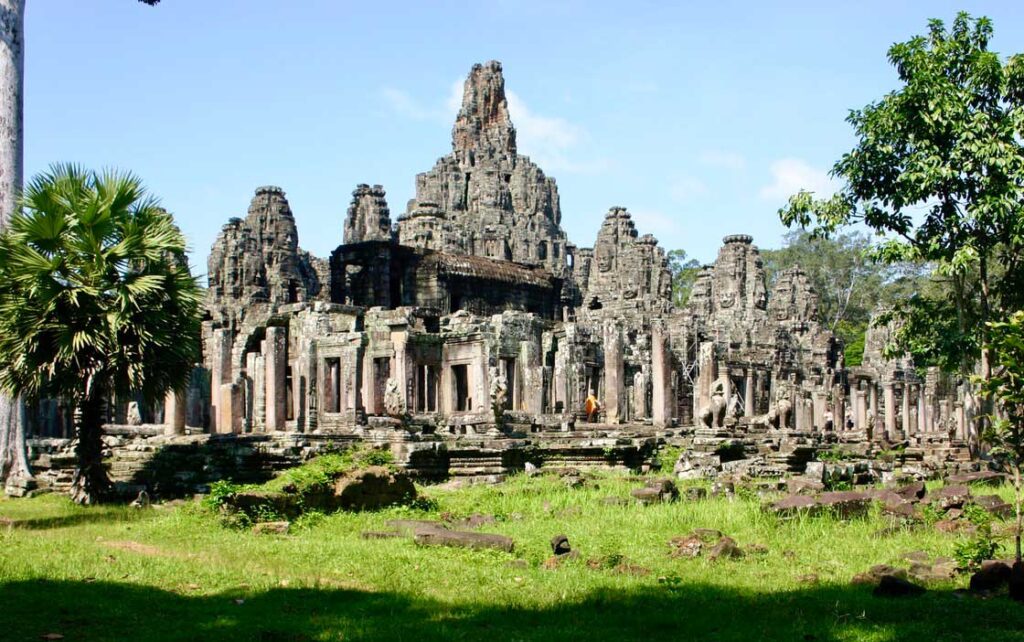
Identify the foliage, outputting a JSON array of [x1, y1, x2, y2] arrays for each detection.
[[655, 445, 682, 472], [977, 310, 1024, 561], [0, 165, 202, 503], [0, 165, 201, 406], [761, 230, 935, 359], [953, 524, 1000, 572], [666, 249, 701, 307], [777, 13, 1024, 388]]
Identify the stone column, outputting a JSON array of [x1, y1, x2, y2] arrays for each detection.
[[794, 392, 805, 432], [603, 322, 623, 424], [743, 367, 755, 418], [811, 391, 826, 432], [855, 386, 867, 431], [163, 390, 185, 435], [869, 382, 878, 432], [721, 366, 732, 418], [521, 340, 544, 415], [651, 322, 671, 428], [901, 383, 911, 439], [208, 328, 232, 433], [694, 342, 715, 422], [218, 382, 242, 434], [883, 382, 895, 437], [265, 326, 287, 431], [917, 386, 927, 435]]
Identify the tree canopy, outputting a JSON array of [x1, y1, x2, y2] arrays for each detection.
[[0, 165, 201, 503], [778, 12, 1024, 388]]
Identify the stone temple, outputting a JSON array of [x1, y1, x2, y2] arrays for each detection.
[[25, 61, 975, 490]]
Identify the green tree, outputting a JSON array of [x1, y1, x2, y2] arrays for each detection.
[[667, 249, 701, 307], [977, 311, 1024, 563], [0, 0, 162, 494], [778, 13, 1024, 443], [0, 165, 201, 504], [761, 230, 934, 366]]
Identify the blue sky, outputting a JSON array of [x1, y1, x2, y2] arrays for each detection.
[[23, 0, 1024, 274]]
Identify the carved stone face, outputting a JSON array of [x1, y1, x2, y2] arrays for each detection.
[[596, 249, 613, 273]]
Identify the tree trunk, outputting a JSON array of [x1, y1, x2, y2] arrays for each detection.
[[69, 395, 111, 505], [0, 0, 30, 494], [1015, 460, 1022, 564]]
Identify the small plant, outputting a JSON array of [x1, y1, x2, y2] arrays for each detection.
[[202, 480, 242, 511], [292, 510, 327, 531], [953, 524, 1001, 572], [919, 503, 944, 526], [817, 447, 850, 463], [963, 502, 994, 528], [655, 445, 682, 471]]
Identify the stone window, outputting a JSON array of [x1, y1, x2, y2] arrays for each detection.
[[415, 365, 438, 412], [452, 364, 471, 412], [538, 242, 547, 260], [324, 357, 341, 413], [373, 358, 390, 415], [501, 357, 516, 410]]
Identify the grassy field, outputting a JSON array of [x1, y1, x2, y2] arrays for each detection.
[[2, 472, 1023, 642]]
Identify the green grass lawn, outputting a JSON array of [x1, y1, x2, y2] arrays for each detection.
[[1, 472, 1023, 642]]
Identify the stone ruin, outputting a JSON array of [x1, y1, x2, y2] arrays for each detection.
[[23, 60, 978, 492]]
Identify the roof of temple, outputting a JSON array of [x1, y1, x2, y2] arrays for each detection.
[[424, 252, 556, 289]]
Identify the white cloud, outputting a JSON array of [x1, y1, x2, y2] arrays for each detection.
[[758, 158, 837, 201], [668, 175, 708, 203], [699, 150, 746, 171], [385, 78, 609, 175]]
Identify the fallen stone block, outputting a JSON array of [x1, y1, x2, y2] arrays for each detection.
[[970, 561, 1012, 593], [767, 494, 818, 516], [414, 529, 514, 553], [873, 575, 926, 597]]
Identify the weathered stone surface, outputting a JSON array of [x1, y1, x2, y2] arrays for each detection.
[[768, 494, 818, 516], [974, 494, 1013, 518], [707, 536, 744, 560], [327, 466, 416, 511], [930, 485, 971, 511], [344, 184, 392, 244], [669, 535, 703, 559], [873, 575, 926, 597], [970, 561, 1012, 593], [414, 529, 514, 553], [550, 534, 572, 556], [817, 491, 871, 518], [947, 471, 1002, 487]]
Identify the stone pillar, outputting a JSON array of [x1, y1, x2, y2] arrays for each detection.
[[743, 367, 755, 418], [218, 382, 242, 434], [956, 401, 966, 440], [917, 386, 927, 435], [833, 389, 846, 433], [869, 382, 878, 433], [721, 366, 732, 417], [694, 342, 715, 422], [163, 390, 186, 435], [603, 322, 623, 424], [651, 322, 671, 428], [208, 328, 233, 433], [855, 386, 867, 431], [265, 326, 287, 431], [883, 382, 895, 437], [811, 391, 826, 432], [521, 340, 544, 415], [901, 383, 911, 439], [794, 392, 805, 432]]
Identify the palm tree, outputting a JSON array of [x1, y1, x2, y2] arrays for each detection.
[[0, 165, 202, 504]]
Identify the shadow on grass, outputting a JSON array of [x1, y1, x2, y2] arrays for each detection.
[[2, 577, 1023, 642], [3, 507, 152, 531]]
